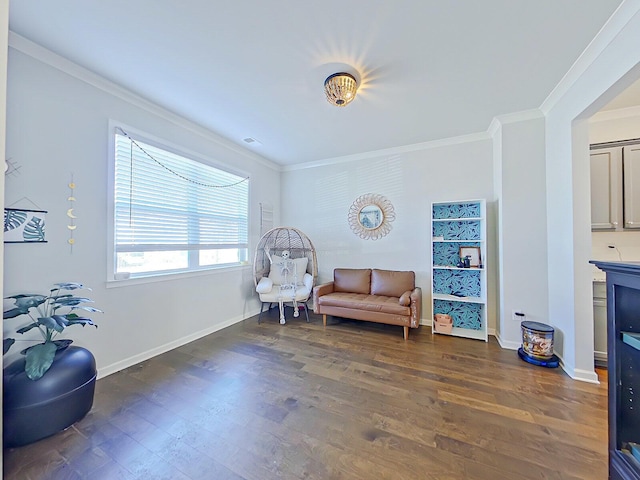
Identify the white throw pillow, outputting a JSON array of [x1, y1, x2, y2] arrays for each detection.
[[268, 256, 308, 285], [256, 276, 274, 294]]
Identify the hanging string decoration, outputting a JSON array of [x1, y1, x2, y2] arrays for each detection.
[[67, 175, 77, 252], [116, 127, 250, 189]]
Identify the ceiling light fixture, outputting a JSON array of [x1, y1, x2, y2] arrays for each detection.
[[324, 72, 358, 107]]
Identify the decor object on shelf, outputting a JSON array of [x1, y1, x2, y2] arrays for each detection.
[[433, 313, 453, 334], [348, 193, 396, 240], [3, 282, 102, 380], [4, 208, 47, 243], [459, 246, 481, 267], [313, 268, 421, 340], [324, 72, 358, 107], [431, 199, 487, 341], [254, 227, 317, 324]]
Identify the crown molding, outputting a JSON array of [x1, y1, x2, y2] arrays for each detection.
[[494, 108, 544, 125], [283, 131, 491, 171], [8, 31, 281, 172], [487, 109, 544, 138], [540, 2, 640, 115], [487, 118, 502, 138], [589, 104, 640, 122]]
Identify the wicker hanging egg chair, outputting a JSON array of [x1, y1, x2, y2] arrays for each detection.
[[254, 227, 318, 323]]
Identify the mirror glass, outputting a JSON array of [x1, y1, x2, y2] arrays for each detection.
[[358, 205, 383, 229]]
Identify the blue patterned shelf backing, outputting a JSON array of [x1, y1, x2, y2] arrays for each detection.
[[433, 269, 481, 297], [432, 220, 481, 240], [432, 202, 481, 220], [433, 241, 481, 266], [434, 300, 483, 330]]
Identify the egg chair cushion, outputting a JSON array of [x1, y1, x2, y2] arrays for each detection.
[[258, 285, 312, 303], [257, 273, 313, 300]]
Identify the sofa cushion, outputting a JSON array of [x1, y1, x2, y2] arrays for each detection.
[[370, 269, 415, 298], [334, 268, 371, 294], [317, 292, 410, 316]]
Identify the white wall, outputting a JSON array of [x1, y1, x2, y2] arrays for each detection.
[[4, 45, 280, 377], [542, 3, 640, 382], [589, 105, 640, 143], [492, 112, 549, 350], [280, 137, 497, 332]]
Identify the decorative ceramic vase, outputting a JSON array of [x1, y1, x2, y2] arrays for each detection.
[[3, 345, 97, 447]]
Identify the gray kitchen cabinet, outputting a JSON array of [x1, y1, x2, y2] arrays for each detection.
[[590, 147, 623, 230], [590, 144, 640, 231], [623, 144, 640, 229]]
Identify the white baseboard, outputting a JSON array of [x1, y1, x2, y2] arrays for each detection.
[[494, 330, 520, 350], [554, 352, 600, 384], [97, 309, 260, 379], [594, 351, 608, 366]]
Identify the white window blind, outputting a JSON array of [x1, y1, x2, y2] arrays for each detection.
[[113, 131, 249, 276]]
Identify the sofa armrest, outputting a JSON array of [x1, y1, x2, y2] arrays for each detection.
[[313, 281, 335, 313], [399, 291, 411, 306], [409, 287, 422, 328]]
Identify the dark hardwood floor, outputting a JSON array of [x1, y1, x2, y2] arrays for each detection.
[[4, 311, 608, 479]]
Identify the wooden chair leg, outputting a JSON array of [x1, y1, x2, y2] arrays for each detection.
[[323, 314, 327, 327], [403, 326, 409, 340]]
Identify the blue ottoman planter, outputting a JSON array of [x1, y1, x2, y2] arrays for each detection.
[[3, 346, 97, 448]]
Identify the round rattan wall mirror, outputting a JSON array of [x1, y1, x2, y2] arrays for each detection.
[[348, 193, 395, 240]]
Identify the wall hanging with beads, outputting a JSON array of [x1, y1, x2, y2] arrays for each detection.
[[67, 175, 77, 252]]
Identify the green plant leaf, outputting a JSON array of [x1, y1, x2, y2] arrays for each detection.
[[16, 323, 40, 334], [25, 342, 57, 380], [70, 306, 103, 313], [3, 295, 47, 318], [53, 282, 88, 291], [19, 339, 73, 355], [37, 315, 69, 332], [3, 307, 28, 319], [3, 338, 15, 354], [53, 339, 73, 350], [66, 317, 97, 327], [53, 297, 93, 307]]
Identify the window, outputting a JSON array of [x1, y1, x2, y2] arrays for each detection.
[[113, 130, 249, 278]]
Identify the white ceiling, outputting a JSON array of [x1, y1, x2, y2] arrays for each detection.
[[9, 1, 625, 166]]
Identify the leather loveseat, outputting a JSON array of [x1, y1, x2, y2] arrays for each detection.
[[313, 268, 422, 339]]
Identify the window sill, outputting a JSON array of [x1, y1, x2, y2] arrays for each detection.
[[106, 263, 251, 288]]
